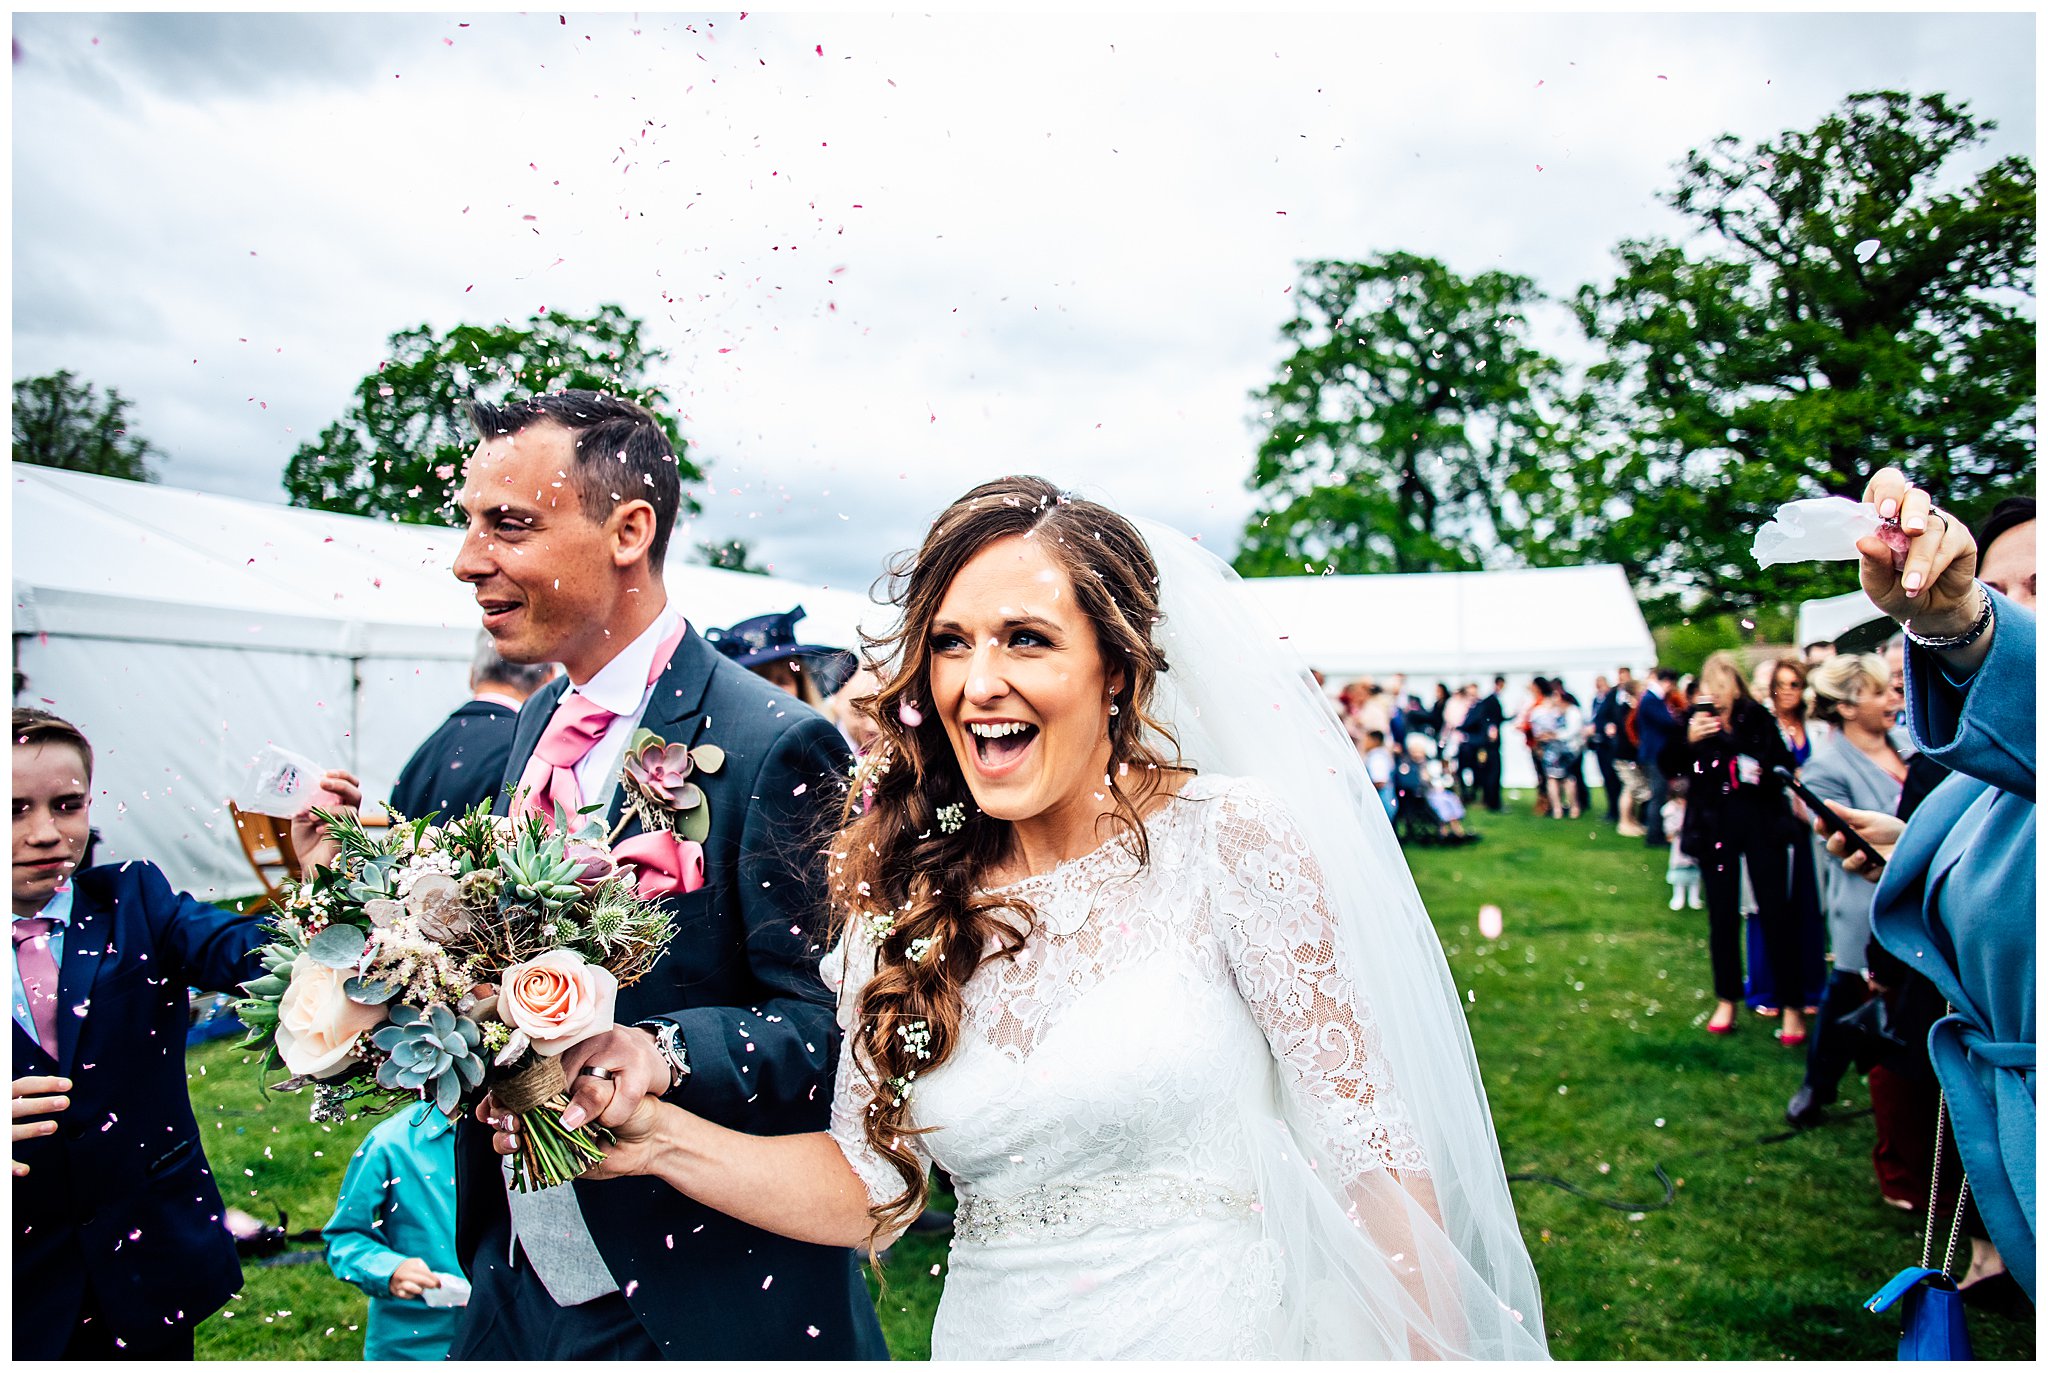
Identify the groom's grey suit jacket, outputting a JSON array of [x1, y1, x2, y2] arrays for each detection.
[[452, 624, 888, 1359]]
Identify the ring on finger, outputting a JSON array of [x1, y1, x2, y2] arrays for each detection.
[[577, 1065, 618, 1081]]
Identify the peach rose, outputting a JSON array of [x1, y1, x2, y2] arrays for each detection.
[[500, 949, 619, 1057], [275, 954, 387, 1080]]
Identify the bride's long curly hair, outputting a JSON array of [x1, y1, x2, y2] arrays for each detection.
[[832, 475, 1181, 1238]]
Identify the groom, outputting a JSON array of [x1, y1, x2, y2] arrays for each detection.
[[445, 391, 886, 1359]]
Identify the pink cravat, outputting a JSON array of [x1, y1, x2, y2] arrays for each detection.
[[515, 693, 618, 825], [515, 620, 690, 828], [13, 917, 61, 1053]]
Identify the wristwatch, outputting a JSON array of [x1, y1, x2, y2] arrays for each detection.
[[635, 1017, 690, 1095]]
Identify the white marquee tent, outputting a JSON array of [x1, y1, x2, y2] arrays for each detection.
[[1797, 587, 1892, 649], [1237, 565, 1656, 790], [11, 466, 877, 898]]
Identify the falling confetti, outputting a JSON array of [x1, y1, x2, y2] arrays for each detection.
[[1478, 904, 1504, 939]]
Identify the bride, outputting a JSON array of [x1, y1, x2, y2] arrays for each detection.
[[483, 476, 1548, 1358]]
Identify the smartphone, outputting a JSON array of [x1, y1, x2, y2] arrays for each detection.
[[1772, 765, 1887, 871]]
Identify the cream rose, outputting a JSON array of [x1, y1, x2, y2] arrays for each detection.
[[500, 949, 619, 1057], [275, 954, 386, 1080]]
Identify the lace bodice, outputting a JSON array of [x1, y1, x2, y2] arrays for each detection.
[[822, 775, 1430, 1358]]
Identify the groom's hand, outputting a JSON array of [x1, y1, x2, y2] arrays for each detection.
[[556, 1026, 669, 1131]]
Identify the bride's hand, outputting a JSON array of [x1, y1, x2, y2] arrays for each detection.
[[483, 1091, 672, 1180]]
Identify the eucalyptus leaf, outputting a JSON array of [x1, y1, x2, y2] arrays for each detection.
[[344, 976, 401, 1005], [306, 923, 368, 969], [678, 803, 711, 844], [690, 744, 726, 774]]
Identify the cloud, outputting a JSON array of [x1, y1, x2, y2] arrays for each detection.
[[11, 10, 2035, 592], [11, 12, 445, 103]]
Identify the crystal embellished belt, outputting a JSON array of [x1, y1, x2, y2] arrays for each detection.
[[952, 1174, 1258, 1246]]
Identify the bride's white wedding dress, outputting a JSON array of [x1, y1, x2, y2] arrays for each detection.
[[825, 774, 1516, 1359]]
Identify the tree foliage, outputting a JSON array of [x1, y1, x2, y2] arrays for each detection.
[[1573, 91, 2036, 617], [12, 370, 160, 481], [1234, 254, 1568, 577], [694, 538, 768, 575], [282, 304, 702, 525]]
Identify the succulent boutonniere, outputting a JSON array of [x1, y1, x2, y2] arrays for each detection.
[[614, 728, 725, 842]]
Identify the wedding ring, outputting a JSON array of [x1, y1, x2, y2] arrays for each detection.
[[577, 1065, 617, 1081]]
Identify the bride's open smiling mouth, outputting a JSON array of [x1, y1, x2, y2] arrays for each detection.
[[964, 719, 1041, 778]]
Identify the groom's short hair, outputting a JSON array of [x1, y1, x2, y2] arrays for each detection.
[[467, 389, 683, 571]]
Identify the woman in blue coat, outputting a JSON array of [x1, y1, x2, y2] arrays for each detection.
[[1812, 478, 2034, 1305]]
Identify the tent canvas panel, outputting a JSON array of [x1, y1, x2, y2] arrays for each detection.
[[16, 634, 356, 898]]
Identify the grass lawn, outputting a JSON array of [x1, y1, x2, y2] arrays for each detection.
[[190, 796, 2034, 1360]]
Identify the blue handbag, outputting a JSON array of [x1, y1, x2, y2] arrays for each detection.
[[1864, 1092, 1973, 1360]]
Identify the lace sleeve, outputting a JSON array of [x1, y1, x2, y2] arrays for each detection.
[[1208, 780, 1430, 1186], [820, 922, 930, 1211]]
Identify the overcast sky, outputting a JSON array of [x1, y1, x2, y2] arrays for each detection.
[[12, 9, 2035, 596]]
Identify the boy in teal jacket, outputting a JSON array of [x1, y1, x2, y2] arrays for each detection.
[[323, 1103, 463, 1359]]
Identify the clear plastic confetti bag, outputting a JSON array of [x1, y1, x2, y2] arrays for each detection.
[[233, 742, 328, 818]]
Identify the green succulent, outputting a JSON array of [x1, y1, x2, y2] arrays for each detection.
[[346, 851, 405, 906], [498, 828, 585, 908], [371, 1003, 485, 1114]]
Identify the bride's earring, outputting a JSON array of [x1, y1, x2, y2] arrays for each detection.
[[1107, 688, 1120, 718]]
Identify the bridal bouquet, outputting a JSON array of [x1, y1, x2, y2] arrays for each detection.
[[232, 802, 674, 1190]]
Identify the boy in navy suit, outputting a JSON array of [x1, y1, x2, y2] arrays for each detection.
[[10, 708, 278, 1357]]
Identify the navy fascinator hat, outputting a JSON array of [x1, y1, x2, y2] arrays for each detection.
[[703, 605, 859, 697]]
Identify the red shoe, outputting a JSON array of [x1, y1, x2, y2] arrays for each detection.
[[1707, 1020, 1737, 1035], [1778, 1031, 1808, 1047]]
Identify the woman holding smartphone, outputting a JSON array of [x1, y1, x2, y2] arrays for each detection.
[[1659, 654, 1806, 1042]]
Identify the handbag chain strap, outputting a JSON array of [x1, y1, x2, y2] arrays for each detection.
[[1919, 1010, 1972, 1280]]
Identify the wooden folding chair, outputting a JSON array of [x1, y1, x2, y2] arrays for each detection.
[[228, 802, 300, 914]]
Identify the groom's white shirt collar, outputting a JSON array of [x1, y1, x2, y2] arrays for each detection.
[[571, 605, 684, 716], [566, 605, 685, 807]]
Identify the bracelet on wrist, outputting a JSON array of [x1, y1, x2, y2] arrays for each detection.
[[1903, 582, 1994, 653]]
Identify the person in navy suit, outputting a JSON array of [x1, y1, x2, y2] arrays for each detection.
[[302, 390, 886, 1359], [1463, 677, 1506, 811], [10, 708, 297, 1358], [388, 634, 555, 822], [1634, 667, 1682, 847]]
